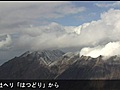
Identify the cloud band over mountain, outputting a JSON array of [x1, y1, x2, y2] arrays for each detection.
[[0, 2, 120, 64]]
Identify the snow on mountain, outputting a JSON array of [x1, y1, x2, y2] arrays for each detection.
[[20, 49, 65, 65], [1, 49, 120, 79]]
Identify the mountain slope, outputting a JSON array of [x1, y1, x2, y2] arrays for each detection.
[[57, 55, 120, 79], [0, 49, 65, 79]]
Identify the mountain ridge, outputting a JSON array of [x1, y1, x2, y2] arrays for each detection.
[[0, 49, 120, 79]]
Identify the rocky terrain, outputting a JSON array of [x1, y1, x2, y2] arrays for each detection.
[[0, 49, 120, 79]]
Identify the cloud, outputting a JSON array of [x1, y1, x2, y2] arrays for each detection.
[[78, 8, 120, 57], [0, 34, 12, 50], [9, 9, 120, 52], [95, 1, 120, 8], [80, 41, 120, 58], [1, 7, 120, 63], [0, 1, 86, 34], [14, 22, 81, 51]]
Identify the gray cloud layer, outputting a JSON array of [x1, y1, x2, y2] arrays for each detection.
[[0, 2, 85, 34]]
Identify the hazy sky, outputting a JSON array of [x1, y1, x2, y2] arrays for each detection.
[[1, 1, 120, 64]]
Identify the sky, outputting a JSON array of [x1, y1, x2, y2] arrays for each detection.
[[1, 1, 120, 64]]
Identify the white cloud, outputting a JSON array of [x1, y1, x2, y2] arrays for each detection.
[[15, 22, 82, 50], [95, 1, 120, 8], [80, 41, 120, 58], [9, 9, 120, 52], [0, 34, 12, 50], [78, 9, 120, 58]]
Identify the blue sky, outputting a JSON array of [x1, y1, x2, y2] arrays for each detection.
[[46, 1, 116, 26], [56, 1, 102, 26]]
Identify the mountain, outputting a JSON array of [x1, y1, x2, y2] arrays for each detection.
[[0, 49, 65, 79], [0, 49, 120, 79], [57, 55, 120, 79], [20, 49, 65, 65]]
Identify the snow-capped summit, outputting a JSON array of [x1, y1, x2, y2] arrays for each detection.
[[20, 51, 32, 57], [20, 49, 65, 64]]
